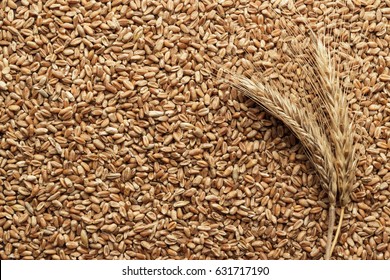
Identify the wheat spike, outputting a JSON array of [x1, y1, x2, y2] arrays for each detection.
[[228, 72, 335, 190], [222, 19, 357, 260]]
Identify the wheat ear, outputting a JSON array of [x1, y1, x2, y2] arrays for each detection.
[[313, 36, 357, 259], [226, 73, 334, 190], [222, 22, 357, 260]]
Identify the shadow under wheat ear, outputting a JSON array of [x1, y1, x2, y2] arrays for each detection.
[[222, 23, 357, 260]]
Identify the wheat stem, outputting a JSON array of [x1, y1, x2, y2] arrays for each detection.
[[330, 206, 345, 257], [325, 204, 335, 260]]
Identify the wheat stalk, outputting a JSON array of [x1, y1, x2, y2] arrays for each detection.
[[221, 20, 358, 260]]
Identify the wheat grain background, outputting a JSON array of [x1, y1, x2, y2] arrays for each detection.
[[0, 0, 389, 260]]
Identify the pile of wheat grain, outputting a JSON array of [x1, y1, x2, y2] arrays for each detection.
[[0, 0, 389, 260]]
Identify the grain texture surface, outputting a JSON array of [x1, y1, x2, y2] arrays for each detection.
[[0, 0, 389, 260]]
